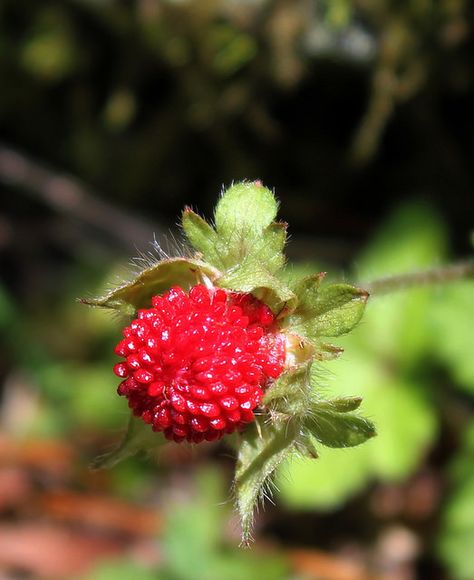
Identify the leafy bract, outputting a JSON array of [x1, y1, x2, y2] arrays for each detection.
[[289, 277, 368, 339], [304, 408, 376, 448], [82, 257, 220, 314], [182, 208, 222, 267], [235, 418, 300, 542], [214, 182, 278, 237], [219, 264, 296, 315], [181, 182, 293, 314], [263, 363, 311, 415]]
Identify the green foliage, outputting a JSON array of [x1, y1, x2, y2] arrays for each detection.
[[430, 280, 474, 394], [162, 469, 289, 579], [84, 469, 289, 579], [20, 9, 78, 81], [438, 422, 474, 580], [277, 202, 445, 509], [83, 560, 156, 580]]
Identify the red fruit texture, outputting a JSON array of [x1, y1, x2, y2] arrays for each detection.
[[113, 285, 286, 443]]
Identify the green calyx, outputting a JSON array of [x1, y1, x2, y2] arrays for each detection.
[[82, 180, 375, 543]]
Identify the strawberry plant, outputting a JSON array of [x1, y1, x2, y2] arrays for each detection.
[[82, 181, 381, 540]]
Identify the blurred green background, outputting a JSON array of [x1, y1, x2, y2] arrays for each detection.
[[1, 1, 473, 578]]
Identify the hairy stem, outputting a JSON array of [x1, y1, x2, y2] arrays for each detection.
[[362, 260, 474, 295]]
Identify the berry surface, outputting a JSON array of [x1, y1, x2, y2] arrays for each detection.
[[113, 285, 285, 443]]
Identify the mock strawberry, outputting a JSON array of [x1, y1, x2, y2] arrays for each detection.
[[113, 284, 286, 443]]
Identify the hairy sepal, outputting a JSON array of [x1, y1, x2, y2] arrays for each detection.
[[303, 407, 376, 448], [181, 183, 293, 315], [181, 208, 223, 267], [263, 365, 373, 448], [263, 362, 311, 416], [235, 417, 300, 543], [81, 257, 220, 315], [289, 276, 369, 339], [215, 181, 278, 238], [219, 264, 296, 315], [235, 360, 374, 540]]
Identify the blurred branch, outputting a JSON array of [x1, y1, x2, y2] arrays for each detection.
[[349, 19, 424, 166], [363, 260, 474, 295], [0, 143, 162, 252]]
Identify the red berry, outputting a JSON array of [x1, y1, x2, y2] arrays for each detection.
[[113, 285, 285, 443]]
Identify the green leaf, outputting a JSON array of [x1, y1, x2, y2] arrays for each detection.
[[235, 418, 299, 542], [90, 415, 160, 469], [304, 408, 376, 448], [430, 280, 474, 395], [215, 181, 278, 238], [290, 282, 368, 338], [81, 257, 221, 314], [355, 201, 446, 369], [438, 422, 474, 580], [181, 208, 222, 267], [162, 468, 289, 580], [219, 264, 296, 315], [276, 445, 372, 509]]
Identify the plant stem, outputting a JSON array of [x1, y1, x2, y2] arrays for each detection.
[[362, 260, 474, 295]]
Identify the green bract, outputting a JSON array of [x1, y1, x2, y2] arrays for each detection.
[[83, 180, 374, 542]]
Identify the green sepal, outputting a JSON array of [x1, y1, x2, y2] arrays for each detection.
[[313, 342, 345, 361], [290, 281, 369, 338], [253, 221, 287, 273], [219, 264, 296, 315], [263, 362, 311, 415], [304, 407, 376, 448], [181, 207, 222, 267], [213, 219, 287, 272], [314, 396, 363, 413], [294, 435, 319, 459], [215, 181, 278, 238], [235, 417, 300, 542], [81, 257, 221, 314], [90, 415, 159, 469], [291, 272, 326, 309], [213, 183, 286, 274]]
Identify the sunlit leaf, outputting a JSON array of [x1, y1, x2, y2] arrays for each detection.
[[290, 283, 368, 338], [181, 208, 222, 268], [304, 408, 376, 448], [81, 258, 220, 314], [215, 182, 278, 238]]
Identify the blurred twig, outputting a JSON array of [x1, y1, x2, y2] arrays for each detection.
[[0, 143, 162, 252], [363, 260, 474, 295]]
